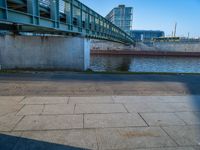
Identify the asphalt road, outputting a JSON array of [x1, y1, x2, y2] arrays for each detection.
[[0, 72, 200, 96]]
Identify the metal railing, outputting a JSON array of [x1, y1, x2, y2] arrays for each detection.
[[40, 0, 50, 7], [0, 0, 134, 44]]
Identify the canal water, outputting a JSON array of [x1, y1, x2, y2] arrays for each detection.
[[90, 55, 200, 73]]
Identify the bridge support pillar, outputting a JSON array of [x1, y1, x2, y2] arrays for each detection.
[[0, 35, 90, 71]]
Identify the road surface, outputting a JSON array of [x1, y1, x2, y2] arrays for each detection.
[[0, 72, 199, 96]]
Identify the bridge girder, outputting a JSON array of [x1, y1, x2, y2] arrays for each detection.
[[0, 0, 134, 44]]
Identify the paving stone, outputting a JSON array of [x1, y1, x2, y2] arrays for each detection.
[[159, 96, 200, 103], [0, 104, 24, 116], [122, 98, 200, 112], [171, 102, 200, 112], [163, 125, 200, 146], [0, 96, 24, 105], [141, 113, 186, 126], [112, 96, 163, 103], [194, 146, 200, 150], [96, 127, 177, 149], [75, 104, 127, 114], [14, 129, 98, 150], [16, 105, 44, 116], [0, 113, 23, 131], [149, 103, 176, 112], [0, 132, 22, 150], [20, 97, 68, 104], [14, 115, 83, 131], [69, 96, 113, 104], [84, 113, 147, 128], [124, 102, 175, 113], [175, 112, 200, 125], [135, 147, 196, 150], [124, 103, 154, 113], [113, 96, 200, 106], [1, 96, 200, 150], [42, 104, 74, 115]]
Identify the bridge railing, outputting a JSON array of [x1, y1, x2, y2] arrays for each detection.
[[0, 0, 134, 44]]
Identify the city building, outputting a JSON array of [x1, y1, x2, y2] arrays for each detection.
[[106, 5, 133, 34], [130, 30, 165, 42]]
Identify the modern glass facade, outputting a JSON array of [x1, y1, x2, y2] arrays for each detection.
[[106, 5, 133, 34], [130, 30, 165, 42]]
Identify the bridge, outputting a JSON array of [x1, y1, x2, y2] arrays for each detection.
[[0, 0, 134, 71], [0, 0, 133, 44]]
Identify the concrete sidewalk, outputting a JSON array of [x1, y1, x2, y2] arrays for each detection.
[[0, 96, 200, 150]]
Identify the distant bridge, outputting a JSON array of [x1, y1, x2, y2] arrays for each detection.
[[0, 0, 134, 44]]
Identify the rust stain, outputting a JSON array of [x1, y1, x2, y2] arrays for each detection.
[[91, 50, 200, 57]]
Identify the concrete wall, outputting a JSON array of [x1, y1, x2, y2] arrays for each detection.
[[91, 39, 200, 52], [0, 36, 5, 70], [134, 42, 200, 52], [0, 35, 90, 71], [153, 42, 200, 52], [91, 40, 134, 51]]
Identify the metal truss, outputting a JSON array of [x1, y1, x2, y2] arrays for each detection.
[[0, 0, 134, 44]]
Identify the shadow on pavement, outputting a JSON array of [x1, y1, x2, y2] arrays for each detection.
[[0, 133, 87, 150], [192, 96, 200, 110]]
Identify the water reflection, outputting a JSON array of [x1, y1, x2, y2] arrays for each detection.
[[90, 56, 132, 72], [90, 55, 200, 73]]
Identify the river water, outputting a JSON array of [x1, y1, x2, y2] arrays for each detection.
[[90, 55, 200, 73]]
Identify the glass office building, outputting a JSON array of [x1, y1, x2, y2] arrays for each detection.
[[130, 30, 165, 42], [106, 5, 133, 34]]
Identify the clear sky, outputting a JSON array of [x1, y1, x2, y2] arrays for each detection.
[[80, 0, 200, 37]]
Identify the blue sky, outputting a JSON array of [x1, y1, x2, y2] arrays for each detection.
[[80, 0, 200, 37]]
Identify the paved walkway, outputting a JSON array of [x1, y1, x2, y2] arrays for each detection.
[[0, 96, 200, 150]]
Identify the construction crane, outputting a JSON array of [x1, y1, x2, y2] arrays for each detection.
[[174, 22, 177, 37]]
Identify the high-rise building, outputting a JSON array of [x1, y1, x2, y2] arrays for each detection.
[[106, 5, 133, 34]]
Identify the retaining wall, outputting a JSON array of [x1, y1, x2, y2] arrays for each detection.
[[0, 35, 90, 71]]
